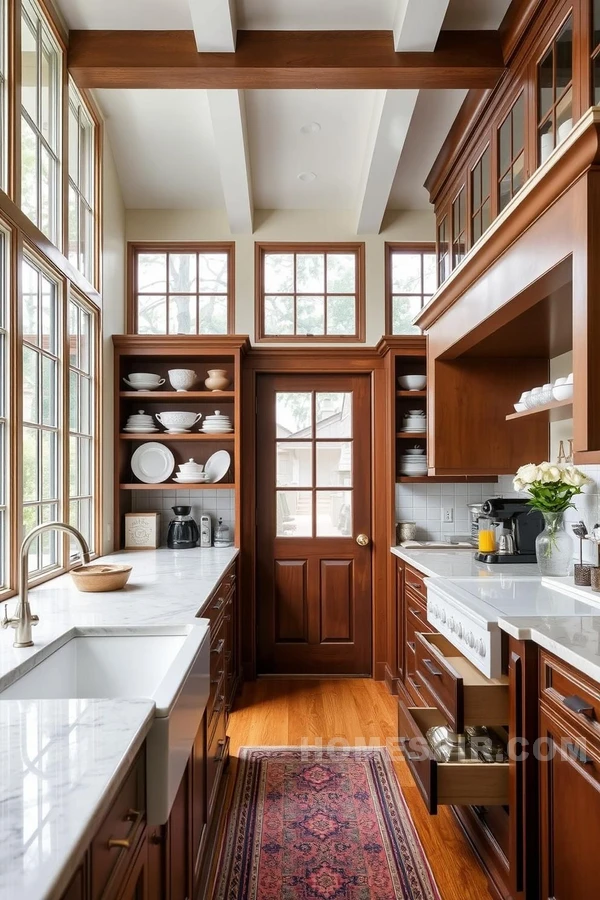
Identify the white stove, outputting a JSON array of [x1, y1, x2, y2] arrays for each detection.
[[425, 576, 600, 678]]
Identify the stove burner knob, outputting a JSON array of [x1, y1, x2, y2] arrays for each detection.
[[440, 610, 446, 624], [456, 622, 463, 639], [466, 632, 475, 648], [477, 639, 486, 657], [448, 617, 455, 632]]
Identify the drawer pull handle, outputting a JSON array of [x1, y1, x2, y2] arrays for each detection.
[[408, 607, 422, 618], [211, 639, 225, 655], [422, 658, 443, 678], [212, 596, 225, 611], [108, 838, 131, 850], [407, 641, 416, 652], [107, 807, 143, 849], [566, 742, 593, 765], [563, 694, 595, 718], [400, 737, 422, 762], [211, 670, 224, 685]]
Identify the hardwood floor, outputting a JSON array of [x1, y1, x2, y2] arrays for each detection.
[[212, 678, 495, 900]]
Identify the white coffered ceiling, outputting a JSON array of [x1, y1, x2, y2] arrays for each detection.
[[62, 0, 513, 226]]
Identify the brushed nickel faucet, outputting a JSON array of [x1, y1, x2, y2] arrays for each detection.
[[2, 522, 91, 648]]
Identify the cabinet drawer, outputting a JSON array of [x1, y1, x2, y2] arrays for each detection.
[[415, 632, 508, 733], [206, 713, 228, 817], [405, 672, 428, 707], [540, 651, 600, 748], [406, 604, 433, 656], [91, 753, 146, 900], [210, 615, 227, 675], [398, 701, 509, 815], [405, 565, 427, 600]]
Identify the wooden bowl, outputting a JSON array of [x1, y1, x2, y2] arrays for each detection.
[[70, 564, 133, 592]]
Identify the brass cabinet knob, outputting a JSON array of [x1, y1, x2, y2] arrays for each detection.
[[356, 534, 370, 546], [108, 838, 131, 850]]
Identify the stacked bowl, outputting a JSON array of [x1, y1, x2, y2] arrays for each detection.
[[123, 410, 158, 434], [202, 410, 233, 434], [122, 373, 165, 391], [155, 411, 203, 434], [400, 447, 427, 477], [173, 459, 209, 484], [401, 410, 427, 433]]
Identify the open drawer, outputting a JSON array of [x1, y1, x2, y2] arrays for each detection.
[[415, 631, 509, 734], [398, 701, 509, 814]]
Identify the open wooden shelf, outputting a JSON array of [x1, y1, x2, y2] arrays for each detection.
[[505, 398, 573, 421], [396, 391, 426, 398], [119, 482, 235, 490], [120, 391, 235, 400], [396, 432, 427, 438], [119, 433, 235, 441]]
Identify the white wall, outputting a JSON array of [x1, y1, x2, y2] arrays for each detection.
[[101, 133, 126, 554], [125, 208, 435, 345]]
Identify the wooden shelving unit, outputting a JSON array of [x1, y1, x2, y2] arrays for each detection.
[[113, 335, 249, 549], [396, 390, 426, 398], [506, 398, 573, 421], [396, 432, 427, 439]]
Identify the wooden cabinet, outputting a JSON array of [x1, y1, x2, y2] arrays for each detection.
[[115, 835, 150, 900]]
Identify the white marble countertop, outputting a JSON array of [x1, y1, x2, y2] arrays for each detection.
[[390, 545, 541, 579], [0, 547, 238, 900], [499, 614, 600, 683]]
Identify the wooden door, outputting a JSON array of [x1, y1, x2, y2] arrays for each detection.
[[540, 707, 600, 900], [256, 374, 372, 675]]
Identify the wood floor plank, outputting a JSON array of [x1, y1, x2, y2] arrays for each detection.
[[218, 678, 495, 900]]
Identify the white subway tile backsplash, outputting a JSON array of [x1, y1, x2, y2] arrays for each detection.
[[131, 489, 235, 546]]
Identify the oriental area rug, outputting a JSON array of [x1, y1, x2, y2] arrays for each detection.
[[213, 747, 441, 899]]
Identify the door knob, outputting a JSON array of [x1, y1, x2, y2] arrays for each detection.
[[356, 534, 370, 546]]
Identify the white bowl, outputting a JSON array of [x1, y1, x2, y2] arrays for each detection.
[[513, 402, 528, 413], [557, 118, 573, 143], [404, 448, 425, 456], [156, 411, 203, 430], [128, 372, 162, 383], [566, 372, 573, 384], [123, 378, 165, 391], [178, 458, 205, 474], [526, 387, 543, 408], [168, 369, 198, 392], [398, 375, 426, 391], [540, 383, 553, 404], [552, 383, 573, 402], [554, 377, 567, 386]]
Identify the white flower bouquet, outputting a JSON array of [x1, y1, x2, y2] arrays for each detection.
[[513, 462, 591, 512]]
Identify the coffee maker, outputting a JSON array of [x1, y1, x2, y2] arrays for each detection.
[[475, 498, 545, 564]]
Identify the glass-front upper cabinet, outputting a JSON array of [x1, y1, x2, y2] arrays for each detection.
[[592, 0, 600, 104], [437, 215, 449, 284], [452, 186, 466, 268], [471, 146, 491, 244], [498, 93, 525, 212], [538, 14, 573, 165]]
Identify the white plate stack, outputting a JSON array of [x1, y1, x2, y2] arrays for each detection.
[[123, 410, 158, 433], [400, 448, 427, 477], [202, 410, 234, 434], [173, 458, 210, 484], [401, 410, 427, 433]]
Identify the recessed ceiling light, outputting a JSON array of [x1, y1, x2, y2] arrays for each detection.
[[300, 122, 321, 134], [297, 171, 317, 182]]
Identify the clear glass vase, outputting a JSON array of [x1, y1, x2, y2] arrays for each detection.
[[535, 512, 573, 577]]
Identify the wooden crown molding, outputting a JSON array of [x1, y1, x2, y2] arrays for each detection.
[[112, 334, 251, 354], [499, 0, 547, 63], [68, 29, 506, 90], [415, 109, 600, 332], [376, 335, 426, 357]]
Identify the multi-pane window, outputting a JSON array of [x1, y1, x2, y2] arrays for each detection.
[[68, 295, 95, 551], [387, 245, 436, 335], [498, 94, 525, 212], [0, 0, 7, 191], [68, 81, 95, 283], [538, 15, 573, 165], [20, 0, 62, 245], [275, 392, 353, 537], [452, 187, 467, 267], [256, 244, 365, 342], [437, 217, 449, 285], [0, 228, 8, 592], [131, 245, 232, 335], [471, 146, 491, 243], [22, 256, 61, 578], [593, 1, 600, 104]]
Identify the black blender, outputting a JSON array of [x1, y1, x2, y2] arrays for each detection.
[[167, 506, 200, 549]]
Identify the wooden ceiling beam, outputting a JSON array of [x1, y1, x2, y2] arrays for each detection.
[[68, 30, 505, 90]]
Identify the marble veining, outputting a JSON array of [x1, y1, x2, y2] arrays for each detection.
[[0, 697, 154, 900], [0, 547, 237, 900]]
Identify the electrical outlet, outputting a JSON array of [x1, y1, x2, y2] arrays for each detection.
[[443, 507, 454, 523]]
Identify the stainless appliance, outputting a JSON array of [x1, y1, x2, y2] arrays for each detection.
[[474, 498, 544, 564], [167, 507, 199, 550], [199, 514, 212, 548]]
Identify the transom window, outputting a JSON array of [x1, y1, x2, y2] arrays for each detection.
[[22, 256, 61, 577], [275, 392, 353, 537], [498, 94, 525, 212], [20, 0, 62, 245], [129, 243, 233, 335], [538, 15, 573, 164], [256, 243, 365, 342], [0, 227, 8, 591], [68, 80, 96, 283], [386, 244, 436, 335], [471, 146, 491, 243]]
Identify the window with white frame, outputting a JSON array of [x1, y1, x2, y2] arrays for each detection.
[[22, 256, 61, 578], [21, 0, 62, 245], [0, 227, 8, 592], [68, 81, 95, 283], [68, 293, 95, 549]]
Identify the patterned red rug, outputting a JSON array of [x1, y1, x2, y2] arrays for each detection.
[[213, 747, 441, 899]]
